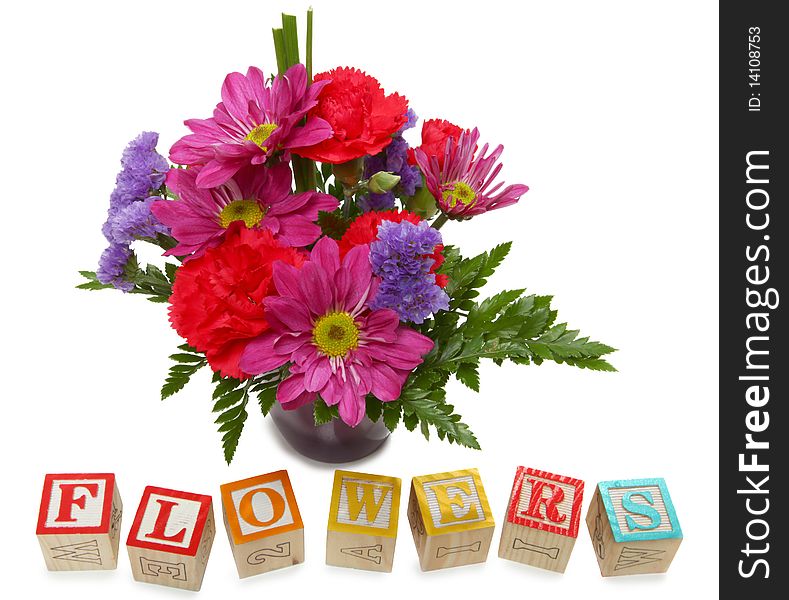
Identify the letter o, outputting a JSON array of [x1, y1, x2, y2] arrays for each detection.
[[238, 488, 286, 528], [746, 518, 769, 541], [746, 189, 769, 210]]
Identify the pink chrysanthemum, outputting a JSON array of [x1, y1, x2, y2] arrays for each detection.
[[414, 128, 529, 219], [170, 64, 332, 188], [239, 237, 434, 427], [151, 162, 337, 259]]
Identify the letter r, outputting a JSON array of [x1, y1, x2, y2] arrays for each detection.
[[522, 479, 567, 523]]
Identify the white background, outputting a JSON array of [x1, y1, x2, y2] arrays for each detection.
[[0, 0, 718, 597]]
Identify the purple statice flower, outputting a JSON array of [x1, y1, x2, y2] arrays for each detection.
[[359, 111, 422, 213], [399, 108, 418, 134], [97, 244, 134, 292], [97, 132, 169, 292], [369, 220, 449, 323], [102, 132, 170, 244], [107, 197, 169, 244], [113, 131, 169, 204]]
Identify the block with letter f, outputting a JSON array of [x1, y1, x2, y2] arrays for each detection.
[[498, 467, 584, 573], [220, 470, 304, 578], [36, 473, 123, 571], [408, 468, 495, 571], [326, 470, 401, 572], [126, 486, 215, 591], [586, 477, 683, 576]]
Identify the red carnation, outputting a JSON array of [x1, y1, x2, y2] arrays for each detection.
[[407, 119, 467, 168], [338, 209, 448, 288], [293, 68, 408, 164], [168, 224, 305, 379]]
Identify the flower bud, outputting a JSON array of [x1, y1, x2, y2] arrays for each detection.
[[405, 180, 438, 218], [332, 157, 365, 187], [367, 171, 401, 195]]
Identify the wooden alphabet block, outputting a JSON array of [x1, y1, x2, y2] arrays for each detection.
[[408, 468, 495, 571], [126, 486, 215, 591], [498, 467, 584, 573], [36, 473, 123, 571], [586, 478, 682, 576], [220, 470, 304, 578], [326, 470, 401, 572]]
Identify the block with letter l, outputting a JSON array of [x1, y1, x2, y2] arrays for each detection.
[[586, 477, 682, 576], [220, 470, 304, 578], [498, 466, 584, 573], [126, 486, 215, 591], [408, 468, 495, 571], [326, 470, 401, 572], [36, 473, 123, 571]]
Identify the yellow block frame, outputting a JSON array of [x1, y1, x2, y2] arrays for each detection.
[[328, 470, 401, 537], [412, 468, 495, 536]]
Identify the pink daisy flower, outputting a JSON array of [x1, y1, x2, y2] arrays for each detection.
[[239, 237, 434, 427], [170, 64, 332, 188], [414, 127, 529, 219], [151, 162, 337, 259]]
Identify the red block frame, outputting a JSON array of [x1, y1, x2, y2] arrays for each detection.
[[127, 486, 212, 557], [506, 466, 584, 538], [36, 473, 115, 535]]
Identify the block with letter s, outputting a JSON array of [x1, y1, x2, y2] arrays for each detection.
[[586, 477, 682, 576]]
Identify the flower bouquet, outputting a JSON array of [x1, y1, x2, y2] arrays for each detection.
[[79, 10, 615, 463]]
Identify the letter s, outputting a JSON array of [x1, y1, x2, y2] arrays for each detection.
[[622, 491, 661, 531], [739, 558, 770, 578]]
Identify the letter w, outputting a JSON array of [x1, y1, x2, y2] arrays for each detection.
[[615, 547, 665, 571], [344, 482, 390, 524]]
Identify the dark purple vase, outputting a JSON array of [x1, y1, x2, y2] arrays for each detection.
[[268, 402, 390, 463]]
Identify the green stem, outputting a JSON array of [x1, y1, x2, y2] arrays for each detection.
[[306, 7, 313, 82], [342, 186, 355, 218], [432, 213, 449, 230], [272, 28, 288, 74]]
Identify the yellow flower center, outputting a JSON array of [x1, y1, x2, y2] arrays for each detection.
[[218, 199, 265, 229], [245, 123, 279, 151], [312, 312, 360, 358], [442, 181, 477, 208]]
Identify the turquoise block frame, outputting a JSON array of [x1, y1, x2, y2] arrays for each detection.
[[598, 478, 682, 543]]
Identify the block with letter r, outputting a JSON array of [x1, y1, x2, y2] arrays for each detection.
[[36, 473, 123, 571], [498, 467, 584, 573], [585, 477, 683, 576]]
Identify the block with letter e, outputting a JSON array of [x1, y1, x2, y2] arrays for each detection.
[[36, 473, 123, 571], [220, 470, 304, 578], [126, 486, 215, 591], [326, 470, 401, 572], [498, 467, 584, 573], [586, 477, 682, 576], [408, 468, 495, 571]]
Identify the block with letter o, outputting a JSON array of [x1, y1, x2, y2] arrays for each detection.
[[220, 470, 304, 578]]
